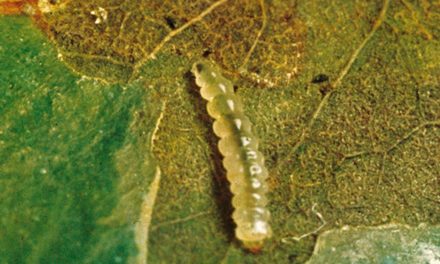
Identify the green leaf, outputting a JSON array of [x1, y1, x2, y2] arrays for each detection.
[[1, 0, 439, 263], [0, 16, 159, 263]]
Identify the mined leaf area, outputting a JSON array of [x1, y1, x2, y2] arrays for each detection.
[[1, 0, 439, 263], [307, 224, 440, 264]]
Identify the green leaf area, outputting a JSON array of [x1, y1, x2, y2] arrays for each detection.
[[0, 0, 439, 263]]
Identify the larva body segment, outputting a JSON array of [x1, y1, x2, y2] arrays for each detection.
[[192, 61, 272, 251]]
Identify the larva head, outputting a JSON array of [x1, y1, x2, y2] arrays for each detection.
[[192, 62, 207, 77], [191, 60, 234, 101]]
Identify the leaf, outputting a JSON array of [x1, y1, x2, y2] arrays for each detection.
[[307, 224, 440, 264], [1, 0, 440, 263], [0, 16, 160, 263], [38, 0, 305, 85]]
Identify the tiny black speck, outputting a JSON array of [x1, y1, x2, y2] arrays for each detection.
[[164, 16, 177, 29], [202, 49, 212, 57]]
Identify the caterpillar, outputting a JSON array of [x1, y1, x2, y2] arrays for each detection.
[[191, 60, 271, 252]]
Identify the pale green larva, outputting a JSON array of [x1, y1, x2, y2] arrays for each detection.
[[191, 60, 272, 252]]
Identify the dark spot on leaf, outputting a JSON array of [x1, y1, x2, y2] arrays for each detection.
[[249, 66, 261, 74], [288, 254, 298, 263], [173, 48, 182, 56], [311, 74, 329, 84], [319, 85, 332, 96], [164, 16, 177, 29], [202, 49, 212, 57], [137, 111, 145, 119]]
